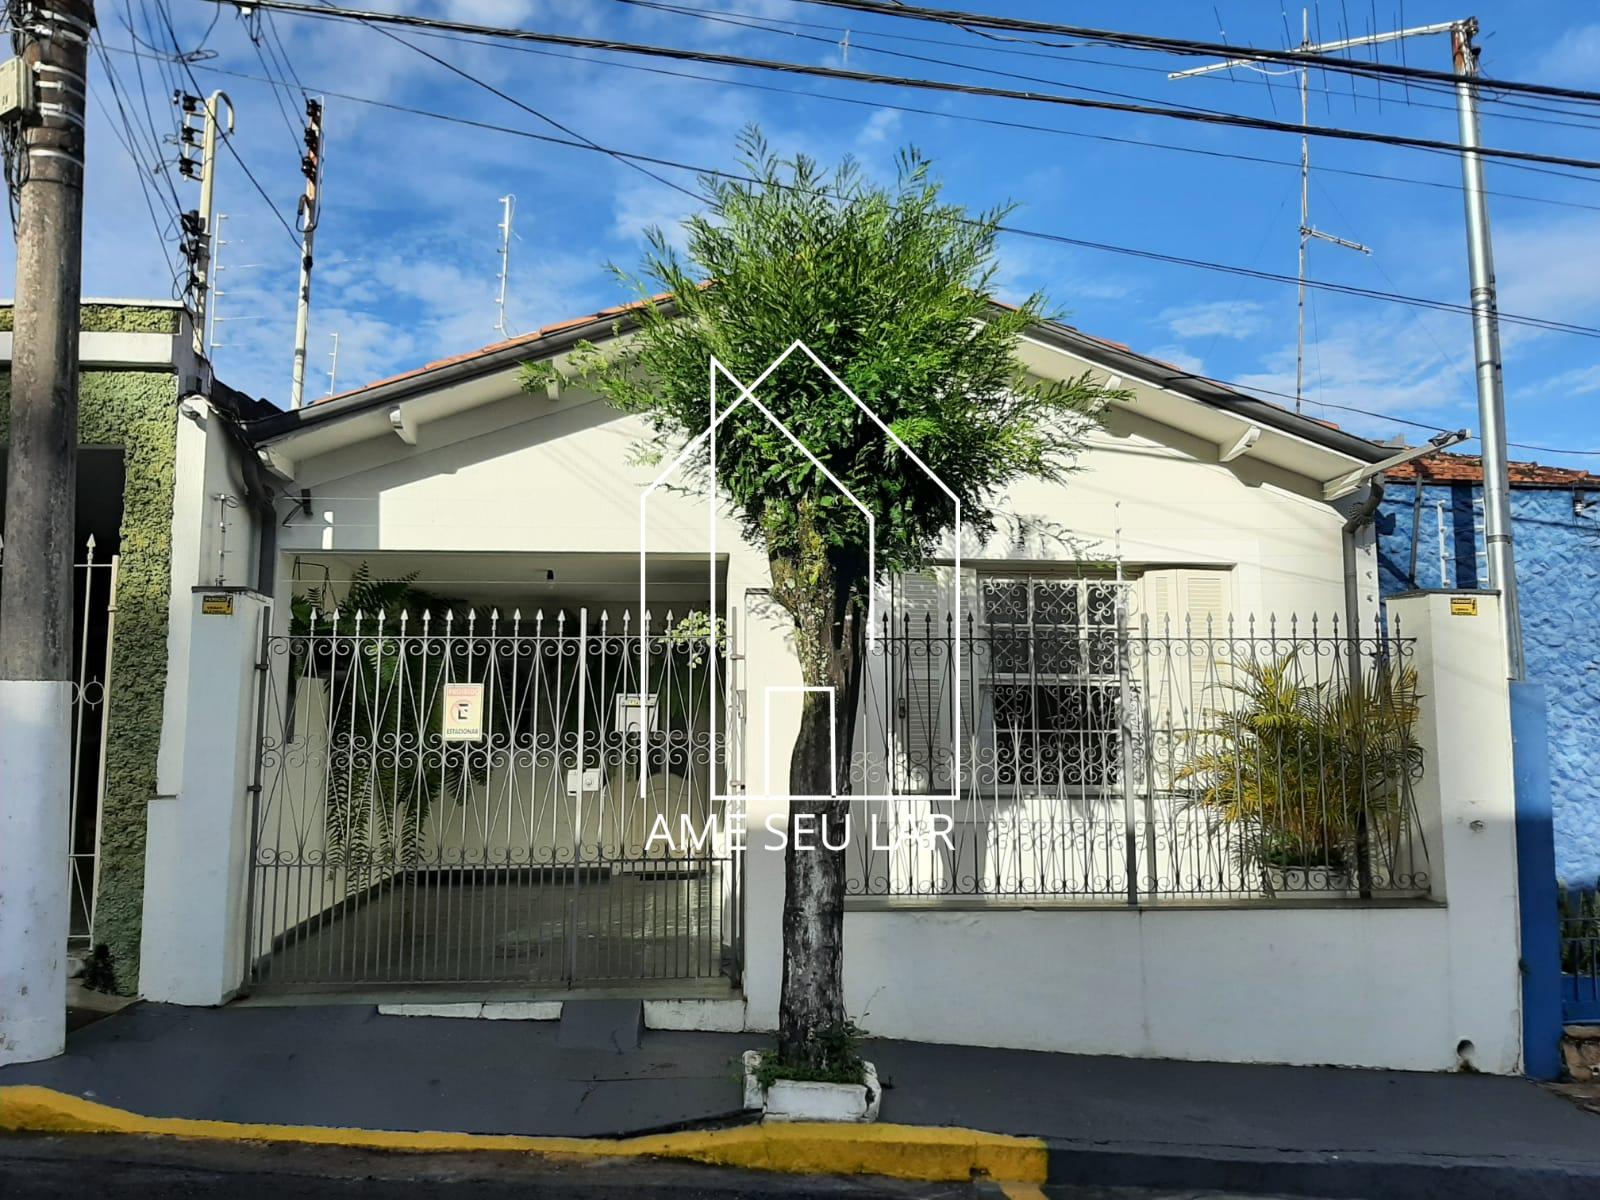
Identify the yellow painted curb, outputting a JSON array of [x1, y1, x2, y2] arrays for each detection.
[[0, 1086, 1047, 1185]]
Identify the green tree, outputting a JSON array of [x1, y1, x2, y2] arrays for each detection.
[[526, 129, 1119, 1071]]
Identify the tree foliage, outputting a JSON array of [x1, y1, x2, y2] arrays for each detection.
[[523, 128, 1123, 1069], [530, 128, 1118, 602]]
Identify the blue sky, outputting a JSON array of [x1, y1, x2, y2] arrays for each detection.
[[33, 1, 1600, 465]]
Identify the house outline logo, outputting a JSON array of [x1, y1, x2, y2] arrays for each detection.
[[639, 339, 963, 806]]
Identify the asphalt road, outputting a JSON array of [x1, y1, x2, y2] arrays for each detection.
[[0, 1134, 1330, 1199]]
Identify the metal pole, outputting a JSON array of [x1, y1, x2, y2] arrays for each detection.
[[289, 97, 324, 410], [0, 0, 94, 1065], [1452, 19, 1524, 680], [1295, 11, 1309, 414], [326, 331, 340, 397], [494, 193, 515, 338]]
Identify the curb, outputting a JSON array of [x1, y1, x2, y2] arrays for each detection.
[[0, 1086, 1047, 1185]]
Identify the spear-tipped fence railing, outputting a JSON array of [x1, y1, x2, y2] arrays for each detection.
[[245, 605, 741, 990], [849, 609, 1429, 903]]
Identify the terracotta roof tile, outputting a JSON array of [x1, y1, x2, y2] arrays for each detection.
[[310, 293, 671, 405], [1387, 450, 1600, 488]]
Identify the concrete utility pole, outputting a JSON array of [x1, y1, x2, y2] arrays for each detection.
[[1171, 13, 1523, 677], [0, 0, 95, 1066], [1453, 19, 1523, 681], [288, 96, 324, 410]]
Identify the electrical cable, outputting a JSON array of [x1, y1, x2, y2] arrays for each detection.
[[152, 0, 302, 245], [207, 1, 1600, 174], [790, 0, 1600, 106], [385, 20, 1600, 213], [100, 43, 1600, 342], [614, 0, 1600, 135]]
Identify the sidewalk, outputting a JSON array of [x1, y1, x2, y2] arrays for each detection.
[[4, 1002, 1600, 1198]]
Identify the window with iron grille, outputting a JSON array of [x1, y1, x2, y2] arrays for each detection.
[[980, 574, 1129, 789]]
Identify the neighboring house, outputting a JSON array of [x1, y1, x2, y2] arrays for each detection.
[[1377, 453, 1600, 885], [57, 301, 1525, 1073], [0, 299, 273, 991]]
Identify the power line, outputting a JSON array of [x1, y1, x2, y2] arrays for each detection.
[[151, 0, 302, 245], [617, 0, 1600, 135], [102, 42, 1600, 343], [310, 0, 701, 203], [792, 0, 1600, 106], [206, 1, 1600, 173], [383, 20, 1600, 213]]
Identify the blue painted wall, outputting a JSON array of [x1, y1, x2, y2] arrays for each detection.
[[1377, 484, 1600, 885]]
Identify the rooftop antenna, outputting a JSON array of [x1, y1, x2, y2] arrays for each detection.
[[495, 193, 516, 338], [1170, 14, 1522, 680], [1174, 9, 1374, 415], [207, 212, 229, 352], [326, 331, 340, 397]]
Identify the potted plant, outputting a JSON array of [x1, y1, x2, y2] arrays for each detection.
[[742, 1020, 881, 1123], [1178, 650, 1421, 899]]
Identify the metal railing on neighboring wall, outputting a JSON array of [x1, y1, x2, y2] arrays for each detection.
[[849, 607, 1430, 904], [1, 536, 119, 948], [1561, 901, 1600, 1022], [245, 607, 743, 990]]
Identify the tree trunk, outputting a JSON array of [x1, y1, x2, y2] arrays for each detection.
[[773, 554, 866, 1071]]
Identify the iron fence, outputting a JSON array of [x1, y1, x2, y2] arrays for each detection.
[[849, 607, 1430, 903], [245, 606, 742, 990], [0, 535, 118, 947], [1564, 916, 1600, 1019]]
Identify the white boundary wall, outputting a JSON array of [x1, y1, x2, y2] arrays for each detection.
[[741, 591, 1523, 1073]]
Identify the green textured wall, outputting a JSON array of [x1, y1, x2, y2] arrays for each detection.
[[0, 365, 177, 993], [0, 303, 182, 334]]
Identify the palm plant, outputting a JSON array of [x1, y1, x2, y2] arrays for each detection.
[[1178, 650, 1421, 886]]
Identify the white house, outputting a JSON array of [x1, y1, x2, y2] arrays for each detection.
[[134, 301, 1526, 1074]]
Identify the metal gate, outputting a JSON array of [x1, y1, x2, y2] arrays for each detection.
[[244, 605, 743, 991], [0, 535, 118, 948]]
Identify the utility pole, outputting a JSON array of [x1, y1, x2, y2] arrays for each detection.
[[1453, 18, 1523, 680], [0, 0, 95, 1066], [1169, 14, 1522, 677], [176, 89, 233, 358], [289, 96, 324, 409], [326, 330, 340, 396], [494, 192, 515, 338]]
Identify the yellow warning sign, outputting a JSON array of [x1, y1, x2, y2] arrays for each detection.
[[201, 593, 235, 616], [1450, 595, 1479, 617]]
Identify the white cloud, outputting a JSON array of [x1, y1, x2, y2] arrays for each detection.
[[1528, 24, 1600, 87], [856, 108, 902, 148], [1538, 364, 1600, 399], [1162, 300, 1267, 341]]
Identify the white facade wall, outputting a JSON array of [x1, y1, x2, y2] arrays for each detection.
[[180, 380, 1526, 1073]]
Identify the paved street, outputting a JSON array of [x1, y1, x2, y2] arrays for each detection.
[[0, 1133, 1332, 1199]]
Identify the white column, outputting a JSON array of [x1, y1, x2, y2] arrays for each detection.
[[139, 589, 271, 1004], [0, 680, 72, 1063], [1389, 590, 1521, 1072]]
